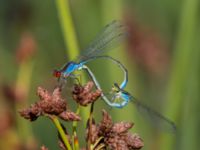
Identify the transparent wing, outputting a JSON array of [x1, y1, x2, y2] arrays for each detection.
[[78, 20, 127, 62], [130, 97, 177, 133]]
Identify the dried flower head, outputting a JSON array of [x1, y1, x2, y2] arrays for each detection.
[[87, 110, 144, 150], [19, 81, 143, 150], [19, 87, 80, 122], [16, 32, 36, 64], [2, 83, 26, 103], [72, 81, 101, 106]]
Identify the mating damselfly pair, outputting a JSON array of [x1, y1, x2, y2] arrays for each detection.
[[53, 20, 176, 133]]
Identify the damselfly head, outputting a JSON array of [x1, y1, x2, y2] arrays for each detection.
[[53, 69, 61, 78], [112, 83, 121, 92]]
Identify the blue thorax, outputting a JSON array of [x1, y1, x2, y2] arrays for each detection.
[[61, 61, 83, 76]]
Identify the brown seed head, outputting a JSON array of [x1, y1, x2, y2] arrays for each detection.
[[98, 110, 113, 136], [86, 109, 143, 150], [19, 87, 80, 122], [16, 32, 37, 64], [72, 81, 101, 106]]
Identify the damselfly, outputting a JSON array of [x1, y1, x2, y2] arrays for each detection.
[[53, 20, 128, 107]]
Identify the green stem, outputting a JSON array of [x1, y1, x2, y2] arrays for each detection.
[[51, 116, 72, 150], [55, 0, 79, 58], [161, 0, 199, 149], [15, 60, 34, 141], [55, 0, 89, 128]]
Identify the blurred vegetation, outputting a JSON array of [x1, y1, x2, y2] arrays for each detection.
[[0, 0, 199, 150]]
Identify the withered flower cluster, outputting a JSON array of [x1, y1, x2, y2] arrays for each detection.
[[86, 110, 143, 150], [72, 81, 101, 106], [19, 87, 80, 121], [19, 81, 144, 150]]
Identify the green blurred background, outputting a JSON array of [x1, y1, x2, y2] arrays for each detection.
[[0, 0, 199, 150]]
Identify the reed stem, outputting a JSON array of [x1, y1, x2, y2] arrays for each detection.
[[51, 116, 72, 150]]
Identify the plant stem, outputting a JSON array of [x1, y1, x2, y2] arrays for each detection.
[[91, 137, 104, 150], [15, 60, 34, 141], [161, 0, 199, 149], [51, 116, 72, 150], [55, 0, 89, 128], [87, 102, 95, 149], [55, 0, 79, 58]]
